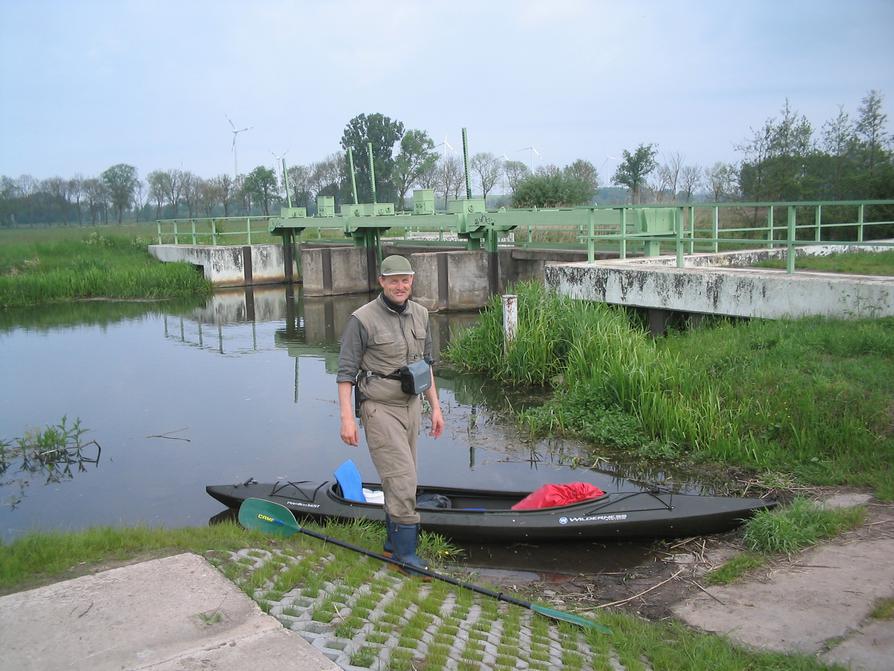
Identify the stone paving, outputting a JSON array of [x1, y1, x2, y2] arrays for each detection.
[[215, 548, 630, 671]]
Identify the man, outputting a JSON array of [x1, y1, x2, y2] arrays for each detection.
[[336, 254, 444, 571]]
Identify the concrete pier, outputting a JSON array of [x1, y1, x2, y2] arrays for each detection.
[[545, 245, 894, 326], [149, 243, 297, 287]]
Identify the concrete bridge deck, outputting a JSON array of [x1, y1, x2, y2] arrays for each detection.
[[545, 244, 894, 329]]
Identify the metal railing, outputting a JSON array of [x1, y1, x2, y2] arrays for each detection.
[[581, 200, 894, 271], [156, 216, 276, 245]]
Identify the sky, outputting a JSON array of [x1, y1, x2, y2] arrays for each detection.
[[1, 0, 893, 186]]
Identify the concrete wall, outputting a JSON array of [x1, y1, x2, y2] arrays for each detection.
[[410, 251, 490, 311], [149, 244, 295, 287], [545, 245, 894, 320], [301, 246, 371, 296]]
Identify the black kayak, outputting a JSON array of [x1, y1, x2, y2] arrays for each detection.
[[206, 478, 776, 542]]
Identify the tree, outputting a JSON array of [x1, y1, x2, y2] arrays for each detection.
[[564, 159, 599, 194], [309, 154, 343, 204], [705, 162, 737, 201], [821, 106, 857, 199], [678, 165, 702, 202], [612, 143, 658, 204], [855, 90, 889, 179], [69, 175, 84, 225], [437, 156, 466, 203], [512, 163, 596, 208], [210, 174, 234, 216], [738, 100, 814, 201], [147, 170, 169, 218], [503, 160, 530, 194], [197, 178, 218, 217], [180, 172, 199, 218], [243, 165, 278, 215], [285, 164, 312, 209], [470, 152, 502, 201], [416, 158, 440, 191], [101, 163, 138, 223], [340, 113, 404, 204], [392, 129, 437, 210], [82, 178, 108, 224]]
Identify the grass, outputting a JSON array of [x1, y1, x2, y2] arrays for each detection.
[[705, 498, 867, 585], [743, 498, 866, 554], [445, 281, 894, 500], [0, 522, 259, 592], [704, 552, 766, 586], [0, 230, 211, 308], [870, 597, 894, 620], [754, 250, 894, 275]]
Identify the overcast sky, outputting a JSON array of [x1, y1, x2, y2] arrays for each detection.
[[2, 0, 892, 185]]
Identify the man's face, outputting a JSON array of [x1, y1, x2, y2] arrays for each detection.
[[379, 274, 414, 305]]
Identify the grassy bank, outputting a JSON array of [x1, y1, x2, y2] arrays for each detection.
[[445, 282, 894, 499], [0, 231, 211, 308], [755, 249, 894, 275], [0, 524, 833, 671]]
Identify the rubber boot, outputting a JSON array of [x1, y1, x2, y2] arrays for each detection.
[[389, 522, 428, 575], [382, 513, 394, 558]]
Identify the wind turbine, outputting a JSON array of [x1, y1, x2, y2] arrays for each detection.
[[226, 115, 253, 179], [517, 145, 541, 172], [434, 136, 454, 161]]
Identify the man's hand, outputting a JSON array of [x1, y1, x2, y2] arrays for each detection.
[[429, 405, 444, 439], [338, 381, 359, 446], [340, 417, 360, 446]]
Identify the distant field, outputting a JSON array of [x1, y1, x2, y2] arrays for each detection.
[[754, 250, 894, 276], [0, 223, 160, 244]]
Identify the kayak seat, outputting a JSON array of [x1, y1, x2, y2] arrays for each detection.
[[334, 459, 366, 503]]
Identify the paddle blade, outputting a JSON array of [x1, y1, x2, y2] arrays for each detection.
[[238, 498, 301, 538], [531, 605, 612, 634]]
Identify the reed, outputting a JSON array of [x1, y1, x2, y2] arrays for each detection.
[[0, 233, 211, 308], [446, 282, 894, 498]]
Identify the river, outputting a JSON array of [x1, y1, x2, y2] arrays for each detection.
[[1, 286, 664, 570]]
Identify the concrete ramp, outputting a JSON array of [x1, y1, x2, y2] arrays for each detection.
[[0, 553, 338, 671]]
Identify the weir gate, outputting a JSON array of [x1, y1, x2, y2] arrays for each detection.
[[150, 198, 894, 324]]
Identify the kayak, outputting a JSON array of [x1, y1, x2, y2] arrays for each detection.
[[206, 478, 776, 542]]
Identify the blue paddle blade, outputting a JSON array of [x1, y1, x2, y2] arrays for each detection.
[[238, 498, 302, 538]]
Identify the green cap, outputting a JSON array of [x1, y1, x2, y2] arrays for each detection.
[[379, 255, 415, 276]]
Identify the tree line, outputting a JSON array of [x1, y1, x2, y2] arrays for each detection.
[[2, 91, 891, 228]]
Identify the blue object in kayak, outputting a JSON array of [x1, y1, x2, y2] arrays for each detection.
[[334, 460, 366, 502]]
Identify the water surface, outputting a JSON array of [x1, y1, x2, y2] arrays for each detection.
[[1, 288, 655, 547]]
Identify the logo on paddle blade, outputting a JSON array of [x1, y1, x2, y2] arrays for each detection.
[[258, 513, 275, 522]]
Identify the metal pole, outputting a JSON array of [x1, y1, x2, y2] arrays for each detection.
[[347, 148, 358, 205], [712, 206, 719, 253], [620, 208, 627, 260], [367, 142, 377, 203], [282, 158, 292, 208], [675, 208, 684, 268], [587, 209, 594, 263], [786, 206, 796, 274], [462, 127, 472, 200], [858, 203, 865, 242]]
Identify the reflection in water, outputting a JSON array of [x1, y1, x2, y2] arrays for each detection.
[[1, 419, 101, 510]]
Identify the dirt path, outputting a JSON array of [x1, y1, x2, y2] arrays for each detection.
[[512, 490, 894, 670]]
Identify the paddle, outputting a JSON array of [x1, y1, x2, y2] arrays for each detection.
[[238, 497, 610, 633]]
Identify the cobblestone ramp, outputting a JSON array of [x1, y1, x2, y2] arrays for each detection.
[[214, 548, 633, 671]]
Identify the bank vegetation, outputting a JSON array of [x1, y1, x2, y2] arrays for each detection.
[[445, 282, 894, 500]]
